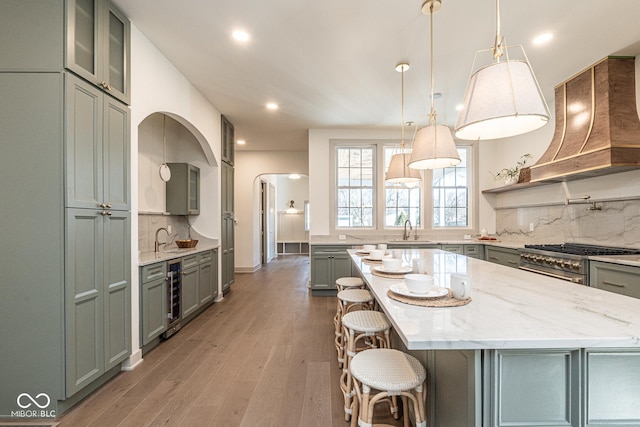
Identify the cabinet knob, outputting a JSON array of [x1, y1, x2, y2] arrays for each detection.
[[99, 203, 107, 208], [106, 203, 112, 208], [106, 211, 112, 216], [100, 210, 107, 216]]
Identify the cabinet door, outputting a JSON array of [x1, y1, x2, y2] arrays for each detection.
[[66, 74, 103, 209], [221, 162, 235, 291], [66, 208, 104, 397], [199, 261, 214, 305], [102, 1, 130, 104], [590, 261, 640, 298], [221, 114, 234, 166], [188, 165, 200, 214], [332, 254, 352, 287], [65, 0, 100, 84], [311, 253, 333, 290], [182, 266, 199, 318], [103, 211, 130, 369], [103, 96, 130, 210], [141, 277, 167, 345], [442, 244, 463, 254]]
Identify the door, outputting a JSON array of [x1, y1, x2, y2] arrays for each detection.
[[221, 162, 234, 291], [65, 208, 104, 397], [103, 211, 130, 369], [268, 183, 277, 261]]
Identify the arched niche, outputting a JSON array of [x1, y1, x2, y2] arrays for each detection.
[[138, 112, 217, 214]]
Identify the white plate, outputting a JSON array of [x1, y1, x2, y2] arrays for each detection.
[[389, 283, 448, 299], [364, 257, 383, 262], [373, 266, 413, 274], [355, 250, 370, 255]]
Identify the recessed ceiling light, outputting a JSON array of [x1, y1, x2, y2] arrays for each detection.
[[266, 102, 279, 110], [533, 32, 553, 46], [232, 30, 250, 43], [236, 139, 246, 145], [288, 174, 301, 180], [455, 104, 464, 111]]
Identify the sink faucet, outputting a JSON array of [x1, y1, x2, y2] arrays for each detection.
[[155, 227, 169, 252], [403, 219, 412, 241]]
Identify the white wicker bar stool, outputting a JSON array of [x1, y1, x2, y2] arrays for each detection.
[[340, 310, 392, 421], [336, 276, 366, 292], [349, 348, 427, 427], [334, 288, 375, 368]]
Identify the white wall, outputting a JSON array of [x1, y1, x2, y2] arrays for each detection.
[[276, 175, 309, 212], [234, 151, 309, 272], [128, 24, 223, 367]]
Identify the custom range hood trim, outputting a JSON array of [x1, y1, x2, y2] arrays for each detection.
[[530, 56, 640, 182]]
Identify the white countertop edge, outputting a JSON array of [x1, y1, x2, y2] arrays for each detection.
[[589, 254, 640, 268], [139, 241, 219, 266]]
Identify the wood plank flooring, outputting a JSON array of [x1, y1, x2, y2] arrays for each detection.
[[57, 256, 404, 427]]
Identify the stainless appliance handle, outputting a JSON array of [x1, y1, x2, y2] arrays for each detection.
[[519, 266, 583, 285], [168, 270, 174, 320]]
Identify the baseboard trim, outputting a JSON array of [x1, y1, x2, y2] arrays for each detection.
[[121, 349, 143, 371], [235, 264, 261, 273]]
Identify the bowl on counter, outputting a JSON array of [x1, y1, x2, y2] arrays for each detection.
[[175, 239, 198, 249], [404, 274, 435, 294]]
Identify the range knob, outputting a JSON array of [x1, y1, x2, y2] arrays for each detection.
[[571, 262, 581, 270]]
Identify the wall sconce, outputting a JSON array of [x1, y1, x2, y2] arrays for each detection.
[[286, 200, 297, 214]]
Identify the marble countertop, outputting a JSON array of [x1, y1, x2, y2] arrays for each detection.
[[310, 236, 522, 249], [589, 254, 640, 268], [350, 249, 640, 351], [139, 241, 219, 266]]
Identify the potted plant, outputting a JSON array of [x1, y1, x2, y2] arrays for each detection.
[[492, 154, 532, 186]]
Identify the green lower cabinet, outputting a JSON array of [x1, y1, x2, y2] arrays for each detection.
[[181, 265, 199, 319], [485, 246, 520, 268], [198, 249, 217, 305], [485, 348, 640, 426], [65, 208, 131, 397], [387, 243, 441, 250], [589, 261, 640, 298], [310, 245, 353, 293], [486, 349, 580, 427], [140, 262, 167, 346]]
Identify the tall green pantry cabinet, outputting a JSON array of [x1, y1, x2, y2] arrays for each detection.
[[221, 115, 235, 293], [0, 0, 131, 418]]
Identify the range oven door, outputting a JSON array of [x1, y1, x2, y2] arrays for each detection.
[[518, 264, 584, 285]]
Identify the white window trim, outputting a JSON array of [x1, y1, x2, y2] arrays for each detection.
[[329, 139, 478, 234]]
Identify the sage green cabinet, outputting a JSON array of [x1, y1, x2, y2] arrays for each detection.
[[310, 245, 353, 293], [0, 0, 131, 415], [221, 161, 235, 293], [182, 250, 217, 319], [589, 261, 640, 298], [485, 246, 520, 268], [65, 73, 130, 211], [65, 208, 130, 397], [140, 262, 167, 346], [387, 243, 441, 250], [221, 114, 235, 166], [166, 163, 200, 215], [65, 0, 131, 104], [199, 249, 217, 305]]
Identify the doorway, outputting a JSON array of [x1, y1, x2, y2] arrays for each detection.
[[260, 180, 277, 265]]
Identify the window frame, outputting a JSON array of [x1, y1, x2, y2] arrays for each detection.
[[330, 139, 477, 233], [334, 144, 377, 229]]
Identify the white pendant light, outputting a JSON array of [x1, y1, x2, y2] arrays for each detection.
[[454, 0, 550, 140], [386, 62, 421, 185], [409, 0, 460, 170]]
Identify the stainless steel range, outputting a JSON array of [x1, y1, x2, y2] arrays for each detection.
[[519, 243, 640, 285]]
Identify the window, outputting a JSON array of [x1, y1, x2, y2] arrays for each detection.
[[432, 147, 469, 227], [331, 142, 474, 231], [336, 146, 375, 228], [384, 147, 421, 227]]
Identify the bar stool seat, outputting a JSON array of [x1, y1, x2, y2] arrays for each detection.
[[334, 289, 374, 368], [336, 276, 366, 292], [349, 348, 427, 427], [340, 310, 391, 421]]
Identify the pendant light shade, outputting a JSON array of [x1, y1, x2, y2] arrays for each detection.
[[454, 0, 550, 140], [386, 152, 421, 183], [385, 62, 422, 185], [408, 0, 460, 170], [409, 124, 461, 169]]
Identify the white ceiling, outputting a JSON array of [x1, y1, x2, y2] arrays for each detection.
[[112, 0, 640, 152]]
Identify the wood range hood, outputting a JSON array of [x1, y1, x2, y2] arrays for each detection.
[[530, 56, 640, 182]]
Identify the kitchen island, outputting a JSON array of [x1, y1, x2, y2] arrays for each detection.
[[349, 249, 640, 427]]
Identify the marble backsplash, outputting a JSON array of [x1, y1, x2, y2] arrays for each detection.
[[496, 199, 640, 248], [138, 214, 193, 252]]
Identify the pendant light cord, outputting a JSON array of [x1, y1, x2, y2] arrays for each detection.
[[401, 67, 406, 150], [163, 114, 167, 163], [429, 3, 435, 124], [493, 0, 504, 60]]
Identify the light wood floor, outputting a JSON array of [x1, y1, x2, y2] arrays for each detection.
[[57, 255, 404, 427]]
